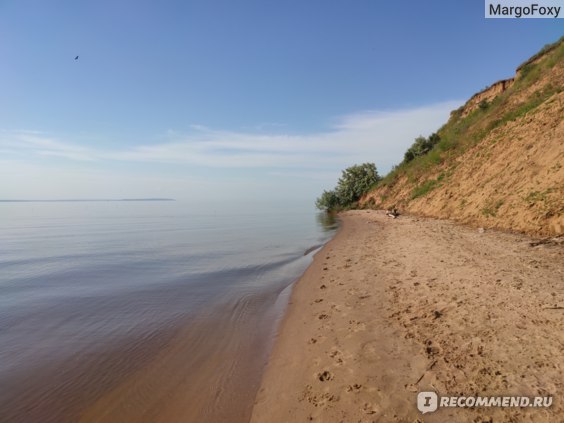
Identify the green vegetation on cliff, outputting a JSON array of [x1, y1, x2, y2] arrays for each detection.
[[377, 37, 563, 200], [320, 36, 564, 236]]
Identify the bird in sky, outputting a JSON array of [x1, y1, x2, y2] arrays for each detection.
[[75, 55, 79, 60]]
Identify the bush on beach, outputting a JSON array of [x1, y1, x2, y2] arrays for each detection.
[[316, 163, 381, 211]]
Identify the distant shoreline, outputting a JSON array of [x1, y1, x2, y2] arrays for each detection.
[[0, 198, 175, 203]]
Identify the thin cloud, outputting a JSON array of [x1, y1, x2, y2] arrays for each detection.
[[0, 100, 462, 172], [4, 132, 97, 162]]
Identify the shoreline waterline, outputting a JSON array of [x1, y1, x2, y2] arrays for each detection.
[[0, 202, 339, 422], [74, 228, 340, 423]]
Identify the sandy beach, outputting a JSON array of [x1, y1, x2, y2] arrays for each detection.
[[251, 210, 563, 422]]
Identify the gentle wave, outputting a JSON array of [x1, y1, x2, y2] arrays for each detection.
[[0, 201, 337, 422]]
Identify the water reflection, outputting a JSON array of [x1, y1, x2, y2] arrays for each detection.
[[316, 211, 339, 232]]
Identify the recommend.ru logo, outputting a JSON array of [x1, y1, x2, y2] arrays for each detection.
[[417, 391, 553, 414]]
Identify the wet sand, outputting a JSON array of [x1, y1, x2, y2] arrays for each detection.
[[1, 288, 290, 423], [251, 210, 563, 422], [78, 291, 284, 423]]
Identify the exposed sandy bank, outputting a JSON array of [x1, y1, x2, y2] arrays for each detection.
[[363, 42, 564, 237], [251, 210, 563, 422]]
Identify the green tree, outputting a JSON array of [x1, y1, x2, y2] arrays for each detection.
[[336, 163, 380, 205], [403, 133, 441, 163], [316, 163, 381, 210], [315, 189, 341, 211]]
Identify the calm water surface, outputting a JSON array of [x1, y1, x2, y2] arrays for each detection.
[[0, 201, 337, 423]]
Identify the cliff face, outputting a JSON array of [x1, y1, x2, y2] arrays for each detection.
[[460, 78, 514, 118], [362, 38, 564, 236]]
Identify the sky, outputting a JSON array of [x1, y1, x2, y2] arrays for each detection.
[[0, 0, 562, 205]]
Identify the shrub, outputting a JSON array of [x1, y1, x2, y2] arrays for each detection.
[[316, 163, 381, 210], [403, 133, 441, 163], [315, 189, 341, 211], [335, 163, 380, 205]]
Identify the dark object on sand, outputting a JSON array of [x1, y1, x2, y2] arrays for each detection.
[[529, 236, 563, 247], [75, 55, 79, 60], [386, 208, 400, 219]]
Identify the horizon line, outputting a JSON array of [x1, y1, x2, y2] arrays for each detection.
[[0, 198, 176, 203]]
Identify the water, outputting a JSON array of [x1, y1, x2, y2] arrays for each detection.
[[0, 201, 337, 423]]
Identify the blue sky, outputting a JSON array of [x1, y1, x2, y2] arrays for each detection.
[[0, 0, 561, 204]]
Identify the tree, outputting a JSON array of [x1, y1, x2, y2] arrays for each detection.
[[336, 163, 380, 205], [316, 163, 380, 210], [315, 189, 341, 211], [403, 133, 441, 163]]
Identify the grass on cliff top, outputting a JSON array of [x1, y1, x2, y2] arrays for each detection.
[[373, 37, 564, 198]]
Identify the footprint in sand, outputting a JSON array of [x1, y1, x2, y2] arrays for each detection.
[[347, 287, 358, 295], [300, 385, 338, 407], [330, 304, 343, 312], [348, 319, 366, 332], [346, 384, 362, 392], [328, 349, 344, 365], [318, 370, 334, 382], [362, 402, 378, 414]]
